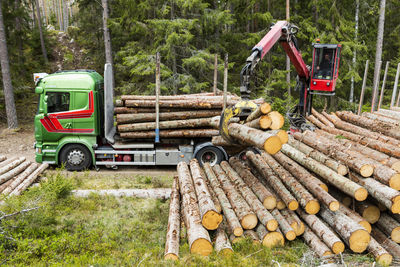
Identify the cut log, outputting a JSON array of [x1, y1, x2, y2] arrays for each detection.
[[10, 163, 48, 196], [251, 168, 286, 210], [118, 117, 214, 132], [121, 94, 238, 101], [117, 110, 221, 124], [244, 230, 261, 244], [221, 161, 277, 231], [211, 136, 242, 147], [280, 209, 305, 236], [0, 176, 17, 193], [372, 227, 400, 259], [176, 162, 212, 256], [255, 223, 285, 248], [72, 189, 171, 198], [201, 168, 222, 214], [244, 115, 272, 129], [203, 163, 243, 236], [272, 152, 338, 211], [280, 144, 368, 201], [124, 99, 237, 109], [288, 137, 348, 176], [376, 213, 400, 243], [0, 160, 31, 185], [214, 221, 233, 256], [164, 177, 180, 260], [229, 157, 276, 210], [115, 99, 123, 107], [271, 209, 296, 241], [367, 237, 393, 265], [355, 201, 381, 224], [213, 164, 258, 229], [114, 107, 193, 114], [246, 151, 298, 210], [261, 152, 319, 215], [0, 157, 26, 175], [269, 130, 288, 144], [227, 123, 282, 154], [268, 111, 285, 130], [363, 112, 400, 126], [339, 204, 371, 233], [311, 108, 334, 127], [303, 226, 333, 258], [120, 129, 219, 139], [296, 209, 344, 254], [2, 163, 38, 195], [0, 155, 5, 162], [348, 172, 400, 213], [246, 102, 272, 122], [376, 109, 400, 120], [306, 115, 326, 129], [319, 207, 370, 253]]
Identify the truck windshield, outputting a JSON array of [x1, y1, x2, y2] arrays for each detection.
[[313, 48, 335, 80]]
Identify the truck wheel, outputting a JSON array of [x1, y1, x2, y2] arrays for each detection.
[[195, 146, 225, 167], [60, 144, 92, 171]]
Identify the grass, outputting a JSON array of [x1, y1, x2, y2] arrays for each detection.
[[0, 171, 376, 266]]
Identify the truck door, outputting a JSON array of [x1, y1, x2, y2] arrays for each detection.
[[71, 90, 96, 134]]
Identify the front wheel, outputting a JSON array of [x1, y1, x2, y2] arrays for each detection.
[[195, 146, 225, 167], [59, 144, 92, 171]]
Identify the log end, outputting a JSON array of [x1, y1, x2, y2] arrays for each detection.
[[362, 206, 380, 224], [268, 111, 284, 130], [241, 214, 258, 230], [233, 227, 244, 237], [263, 136, 282, 155], [260, 116, 272, 129], [260, 103, 272, 114], [202, 211, 223, 230], [349, 229, 370, 253], [359, 220, 371, 233], [219, 248, 234, 256], [266, 219, 279, 232], [276, 201, 286, 210], [354, 188, 368, 201], [320, 183, 329, 192], [376, 254, 393, 266], [391, 227, 400, 243], [263, 196, 277, 210], [360, 165, 374, 177], [305, 200, 320, 215], [263, 231, 285, 248], [391, 200, 400, 214], [285, 230, 296, 241], [275, 130, 289, 144], [190, 238, 213, 256], [329, 201, 340, 212], [391, 161, 400, 173], [389, 173, 400, 190], [332, 241, 345, 254], [337, 165, 348, 176], [230, 234, 244, 244], [292, 221, 305, 236], [164, 254, 179, 261], [288, 200, 299, 211]]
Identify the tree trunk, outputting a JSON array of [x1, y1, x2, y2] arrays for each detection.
[[0, 161, 30, 184], [288, 137, 348, 176], [213, 164, 257, 229], [271, 209, 296, 241], [255, 223, 284, 248], [0, 157, 26, 175], [203, 163, 243, 236], [164, 177, 180, 260], [272, 152, 339, 211], [214, 222, 233, 255], [371, 0, 386, 111], [120, 129, 219, 139], [10, 163, 48, 196], [244, 115, 272, 130], [280, 144, 368, 201], [339, 204, 371, 233], [0, 1, 18, 129], [261, 153, 320, 215], [349, 0, 359, 103], [376, 213, 400, 243], [220, 161, 277, 231], [303, 226, 333, 258], [372, 227, 400, 259], [2, 163, 38, 195], [176, 162, 212, 256], [246, 151, 298, 210], [35, 0, 48, 63], [117, 110, 221, 124], [319, 207, 370, 253], [246, 102, 271, 122], [296, 209, 344, 254], [311, 108, 334, 127], [367, 238, 393, 266], [190, 159, 222, 230], [280, 209, 304, 236], [243, 229, 260, 244], [118, 117, 216, 132], [229, 157, 276, 210]]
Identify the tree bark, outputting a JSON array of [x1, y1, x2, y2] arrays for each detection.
[[176, 162, 212, 256], [376, 109, 400, 120], [243, 229, 260, 244], [311, 109, 334, 127], [376, 213, 400, 243], [203, 163, 243, 236], [117, 110, 221, 124], [0, 157, 26, 175], [190, 159, 222, 230], [271, 209, 296, 241], [303, 226, 333, 258], [2, 163, 36, 195], [214, 222, 233, 255], [102, 0, 114, 87], [372, 227, 400, 259], [280, 209, 304, 236], [10, 163, 48, 196], [245, 102, 271, 122], [319, 207, 370, 253], [120, 129, 219, 139], [261, 152, 320, 215], [118, 117, 216, 132], [296, 209, 344, 254], [0, 0, 18, 128], [121, 94, 237, 101], [368, 237, 393, 265], [164, 177, 180, 260], [280, 144, 368, 201], [272, 152, 339, 211], [363, 112, 399, 126], [229, 157, 276, 210], [35, 0, 48, 63], [201, 168, 221, 214], [244, 115, 272, 130], [220, 161, 277, 231], [339, 204, 371, 233], [255, 223, 284, 248], [114, 107, 195, 114], [0, 161, 30, 184], [213, 164, 257, 229], [246, 151, 298, 210], [349, 0, 359, 103], [125, 99, 237, 109]]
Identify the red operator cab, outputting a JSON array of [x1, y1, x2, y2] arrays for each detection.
[[310, 42, 341, 95]]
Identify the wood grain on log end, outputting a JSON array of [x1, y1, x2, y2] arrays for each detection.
[[332, 241, 345, 254], [260, 103, 272, 114], [164, 254, 179, 261], [264, 232, 285, 248], [275, 130, 289, 144], [389, 173, 400, 190], [233, 227, 244, 237], [349, 229, 370, 253], [202, 211, 223, 230], [288, 200, 299, 211], [392, 161, 400, 172], [268, 111, 284, 130], [376, 254, 393, 266], [391, 199, 400, 213], [276, 201, 286, 210], [259, 116, 272, 129], [329, 201, 340, 211], [337, 165, 349, 176], [263, 136, 282, 155], [360, 164, 374, 177], [190, 238, 213, 256], [229, 234, 244, 244], [241, 214, 258, 230], [285, 230, 296, 241], [354, 188, 368, 201], [266, 220, 279, 232], [391, 227, 400, 243], [362, 205, 380, 224], [320, 183, 329, 192], [305, 200, 320, 215], [263, 196, 277, 210], [359, 221, 372, 233]]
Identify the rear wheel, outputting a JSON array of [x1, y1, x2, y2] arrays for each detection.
[[195, 146, 225, 166], [60, 144, 92, 171]]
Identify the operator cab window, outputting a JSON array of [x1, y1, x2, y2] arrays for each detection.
[[46, 92, 70, 113], [313, 48, 335, 80]]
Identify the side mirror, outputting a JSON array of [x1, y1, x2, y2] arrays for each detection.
[[35, 87, 43, 94], [43, 95, 48, 116]]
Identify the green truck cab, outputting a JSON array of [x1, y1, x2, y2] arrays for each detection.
[[34, 65, 227, 171]]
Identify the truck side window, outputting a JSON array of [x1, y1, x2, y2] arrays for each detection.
[[47, 92, 70, 113]]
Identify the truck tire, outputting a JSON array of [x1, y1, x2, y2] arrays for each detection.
[[60, 144, 92, 171], [195, 146, 225, 167]]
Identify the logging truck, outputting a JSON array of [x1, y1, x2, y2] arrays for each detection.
[[32, 65, 228, 171]]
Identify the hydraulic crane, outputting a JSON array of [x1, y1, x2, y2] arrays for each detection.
[[220, 20, 341, 140]]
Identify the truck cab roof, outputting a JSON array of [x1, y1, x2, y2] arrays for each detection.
[[39, 70, 103, 90]]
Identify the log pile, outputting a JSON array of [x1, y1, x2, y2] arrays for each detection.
[[0, 156, 48, 196]]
